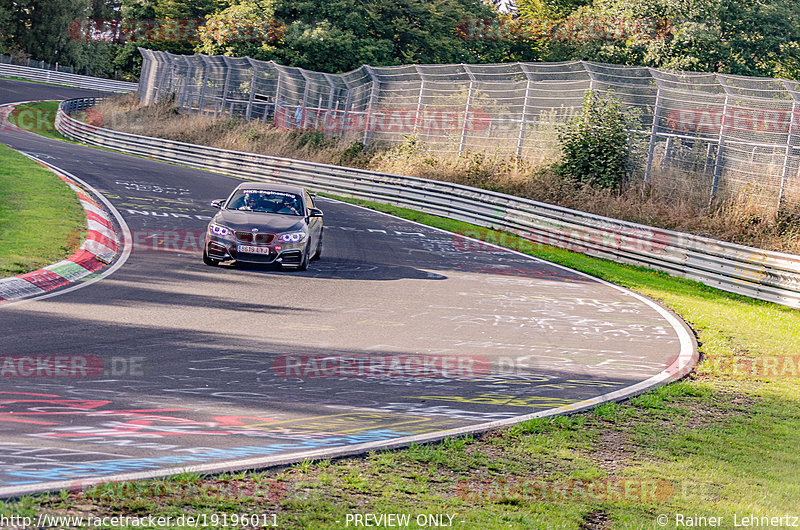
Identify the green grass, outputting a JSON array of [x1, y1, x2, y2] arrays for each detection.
[[0, 143, 86, 277], [7, 101, 70, 141], [3, 113, 800, 528], [0, 75, 75, 87]]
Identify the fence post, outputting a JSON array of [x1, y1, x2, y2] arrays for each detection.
[[340, 77, 353, 139], [779, 80, 799, 208], [220, 57, 233, 116], [413, 65, 425, 136], [178, 56, 191, 109], [516, 63, 533, 157], [272, 63, 283, 123], [246, 58, 258, 121], [299, 69, 311, 129], [322, 73, 337, 134], [711, 75, 731, 205], [156, 56, 170, 102], [167, 55, 176, 95], [362, 65, 379, 145], [459, 65, 476, 157], [198, 55, 211, 113], [644, 69, 663, 184], [581, 60, 596, 92]]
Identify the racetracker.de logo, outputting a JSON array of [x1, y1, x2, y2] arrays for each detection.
[[666, 108, 800, 134], [456, 17, 672, 42], [132, 230, 206, 253], [452, 226, 672, 255], [68, 18, 285, 43], [457, 477, 676, 502], [0, 355, 102, 378], [272, 355, 492, 378], [0, 356, 144, 378], [274, 107, 492, 133]]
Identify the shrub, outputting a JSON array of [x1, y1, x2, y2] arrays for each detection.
[[335, 141, 368, 166], [556, 91, 638, 190]]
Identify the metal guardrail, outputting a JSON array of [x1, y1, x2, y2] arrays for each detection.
[[0, 63, 137, 93], [56, 97, 800, 309]]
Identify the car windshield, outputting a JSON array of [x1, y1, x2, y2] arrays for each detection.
[[226, 189, 303, 216]]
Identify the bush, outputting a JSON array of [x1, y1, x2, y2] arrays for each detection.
[[335, 141, 368, 166], [556, 91, 638, 190], [288, 130, 330, 149]]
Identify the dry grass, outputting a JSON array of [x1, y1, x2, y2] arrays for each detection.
[[95, 94, 800, 255]]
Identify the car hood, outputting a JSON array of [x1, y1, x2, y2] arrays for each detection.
[[213, 210, 306, 233]]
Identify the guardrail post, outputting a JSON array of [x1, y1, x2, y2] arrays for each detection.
[[458, 65, 476, 157], [516, 63, 533, 157], [711, 75, 731, 205], [644, 70, 663, 184], [362, 65, 379, 145]]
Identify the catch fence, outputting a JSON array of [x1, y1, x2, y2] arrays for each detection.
[[138, 49, 800, 212]]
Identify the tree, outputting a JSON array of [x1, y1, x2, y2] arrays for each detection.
[[516, 0, 800, 78], [198, 0, 509, 73], [2, 0, 91, 65], [114, 0, 232, 79], [557, 91, 639, 189]]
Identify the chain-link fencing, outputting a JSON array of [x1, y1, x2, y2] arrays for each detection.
[[138, 48, 800, 213]]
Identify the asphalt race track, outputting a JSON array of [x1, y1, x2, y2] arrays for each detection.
[[0, 79, 696, 497]]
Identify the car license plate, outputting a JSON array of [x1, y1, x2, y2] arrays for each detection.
[[237, 245, 270, 254]]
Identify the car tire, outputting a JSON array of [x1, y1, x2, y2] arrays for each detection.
[[312, 232, 322, 260], [202, 249, 220, 266], [297, 245, 310, 271]]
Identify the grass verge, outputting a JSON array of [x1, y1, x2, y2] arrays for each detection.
[[6, 100, 71, 142], [0, 75, 75, 87], [0, 143, 85, 277], [1, 193, 798, 528]]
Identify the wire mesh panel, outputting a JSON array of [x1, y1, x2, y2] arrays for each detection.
[[138, 49, 800, 213]]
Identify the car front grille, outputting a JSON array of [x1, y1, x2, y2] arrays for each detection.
[[234, 232, 274, 244], [235, 231, 254, 243]]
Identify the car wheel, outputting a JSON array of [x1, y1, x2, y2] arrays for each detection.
[[297, 245, 310, 271], [312, 232, 322, 260], [202, 249, 220, 266]]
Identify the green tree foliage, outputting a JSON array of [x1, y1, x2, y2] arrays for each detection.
[[111, 0, 231, 79], [199, 0, 508, 72], [556, 91, 637, 189], [1, 0, 86, 63], [517, 0, 589, 20], [2, 0, 800, 82], [516, 0, 800, 78]]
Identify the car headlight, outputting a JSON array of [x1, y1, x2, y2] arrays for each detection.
[[209, 223, 231, 236], [279, 231, 307, 243]]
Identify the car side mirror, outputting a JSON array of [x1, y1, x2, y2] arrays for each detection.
[[308, 208, 324, 218], [210, 199, 225, 209]]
